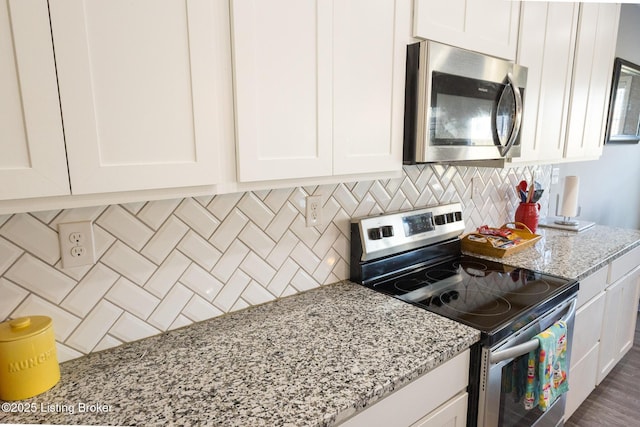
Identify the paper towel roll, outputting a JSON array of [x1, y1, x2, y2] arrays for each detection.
[[559, 176, 579, 217]]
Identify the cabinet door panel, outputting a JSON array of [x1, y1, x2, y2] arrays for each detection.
[[516, 2, 578, 163], [565, 3, 620, 160], [232, 0, 332, 182], [413, 0, 520, 60], [0, 0, 70, 200], [332, 0, 407, 175], [50, 0, 227, 194]]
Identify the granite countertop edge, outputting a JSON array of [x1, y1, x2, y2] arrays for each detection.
[[463, 224, 640, 281], [0, 280, 481, 427]]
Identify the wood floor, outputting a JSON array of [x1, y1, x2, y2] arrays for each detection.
[[565, 315, 640, 427]]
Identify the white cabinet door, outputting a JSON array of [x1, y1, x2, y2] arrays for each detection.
[[597, 267, 640, 384], [49, 0, 230, 194], [233, 0, 408, 182], [411, 392, 467, 427], [514, 2, 578, 163], [0, 0, 70, 200], [564, 3, 620, 161], [413, 0, 520, 60], [332, 0, 409, 175], [232, 0, 333, 182]]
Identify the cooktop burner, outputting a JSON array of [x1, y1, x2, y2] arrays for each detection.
[[372, 255, 572, 338]]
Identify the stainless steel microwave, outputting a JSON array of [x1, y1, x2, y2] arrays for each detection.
[[403, 41, 528, 163]]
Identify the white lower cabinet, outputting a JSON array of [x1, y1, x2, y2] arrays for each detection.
[[565, 247, 640, 420], [565, 289, 605, 420], [410, 392, 467, 427], [565, 343, 600, 419], [339, 349, 469, 427], [597, 266, 640, 384]]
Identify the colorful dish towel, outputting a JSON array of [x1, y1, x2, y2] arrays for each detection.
[[524, 320, 569, 411]]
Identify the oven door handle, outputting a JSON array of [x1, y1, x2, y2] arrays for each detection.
[[490, 299, 577, 364]]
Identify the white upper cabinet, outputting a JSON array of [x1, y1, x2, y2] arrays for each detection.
[[413, 0, 520, 60], [332, 0, 409, 176], [514, 2, 578, 164], [232, 0, 410, 182], [564, 3, 620, 161], [0, 0, 70, 200], [49, 0, 232, 194]]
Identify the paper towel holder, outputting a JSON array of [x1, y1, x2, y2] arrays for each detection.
[[554, 194, 581, 226]]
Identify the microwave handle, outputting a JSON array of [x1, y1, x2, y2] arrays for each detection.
[[499, 72, 523, 157], [489, 299, 576, 364]]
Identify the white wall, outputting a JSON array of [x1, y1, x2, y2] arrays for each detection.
[[551, 4, 640, 230]]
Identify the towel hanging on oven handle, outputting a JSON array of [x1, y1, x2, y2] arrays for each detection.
[[489, 299, 576, 365]]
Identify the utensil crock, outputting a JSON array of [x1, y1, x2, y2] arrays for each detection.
[[514, 202, 541, 233], [0, 316, 60, 401]]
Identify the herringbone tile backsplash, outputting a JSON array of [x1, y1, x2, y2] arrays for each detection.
[[0, 164, 550, 362]]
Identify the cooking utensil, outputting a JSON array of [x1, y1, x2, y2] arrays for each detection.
[[532, 189, 544, 203]]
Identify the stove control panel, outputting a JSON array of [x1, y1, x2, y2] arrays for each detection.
[[352, 203, 465, 261]]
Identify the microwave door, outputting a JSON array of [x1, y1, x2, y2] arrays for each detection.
[[494, 73, 523, 157]]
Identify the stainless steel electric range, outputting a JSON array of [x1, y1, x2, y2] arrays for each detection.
[[350, 203, 578, 427]]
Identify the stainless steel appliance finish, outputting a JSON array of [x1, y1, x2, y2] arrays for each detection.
[[350, 204, 578, 427], [479, 298, 576, 427], [403, 41, 528, 163]]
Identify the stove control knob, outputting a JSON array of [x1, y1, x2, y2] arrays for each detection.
[[368, 228, 382, 240], [434, 215, 446, 225], [455, 211, 462, 222], [441, 292, 451, 303], [446, 213, 455, 223], [381, 225, 394, 237]]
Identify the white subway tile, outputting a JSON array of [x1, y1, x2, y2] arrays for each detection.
[[266, 231, 298, 269], [97, 205, 154, 251], [13, 294, 81, 341], [209, 208, 248, 252], [213, 270, 250, 312], [61, 263, 119, 317], [141, 216, 189, 264], [5, 254, 76, 304], [290, 242, 320, 275], [177, 231, 221, 271], [240, 253, 276, 287], [0, 278, 28, 320], [66, 301, 123, 353], [101, 242, 156, 286], [241, 281, 275, 306], [1, 214, 60, 264], [109, 313, 160, 342], [105, 277, 160, 320], [137, 198, 182, 230], [211, 240, 249, 283], [237, 193, 274, 229], [180, 263, 224, 301], [239, 223, 275, 259], [0, 237, 22, 275], [93, 335, 123, 353], [56, 342, 84, 362], [263, 188, 294, 212], [148, 283, 193, 331], [267, 258, 299, 297], [182, 293, 223, 322], [265, 203, 298, 242], [50, 206, 107, 229], [207, 193, 243, 220], [175, 198, 220, 239], [290, 269, 318, 292], [169, 315, 192, 331], [144, 251, 191, 298]]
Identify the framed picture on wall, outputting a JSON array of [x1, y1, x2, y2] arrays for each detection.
[[605, 57, 640, 144]]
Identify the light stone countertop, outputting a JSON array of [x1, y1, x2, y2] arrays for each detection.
[[464, 224, 640, 280], [0, 282, 480, 427]]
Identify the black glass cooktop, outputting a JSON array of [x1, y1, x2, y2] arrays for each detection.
[[370, 255, 577, 344]]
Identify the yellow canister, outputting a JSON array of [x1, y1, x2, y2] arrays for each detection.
[[0, 316, 60, 401]]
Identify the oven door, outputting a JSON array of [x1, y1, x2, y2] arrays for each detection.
[[478, 298, 576, 427]]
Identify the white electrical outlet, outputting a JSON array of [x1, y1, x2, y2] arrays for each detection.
[[305, 195, 323, 227], [551, 167, 560, 185], [58, 221, 96, 268]]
